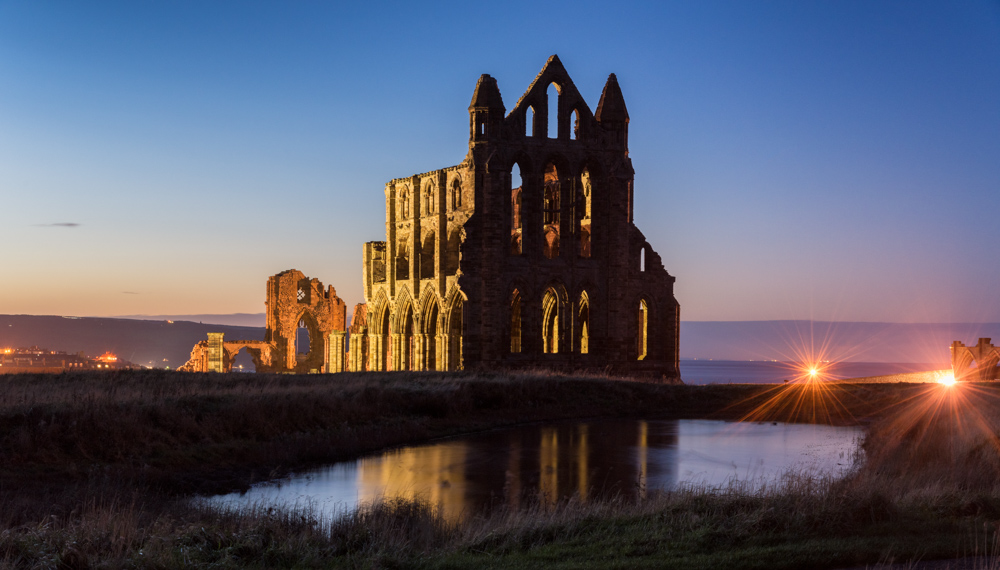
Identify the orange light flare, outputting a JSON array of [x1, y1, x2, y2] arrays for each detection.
[[867, 379, 1000, 470], [715, 356, 857, 425]]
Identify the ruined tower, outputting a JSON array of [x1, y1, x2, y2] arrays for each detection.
[[355, 56, 680, 379]]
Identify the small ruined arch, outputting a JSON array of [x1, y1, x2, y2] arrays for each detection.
[[228, 345, 260, 373], [636, 297, 651, 360], [526, 105, 535, 137], [576, 291, 590, 354], [639, 245, 647, 272], [571, 108, 580, 140], [547, 82, 561, 139], [420, 229, 436, 279], [542, 161, 561, 259]]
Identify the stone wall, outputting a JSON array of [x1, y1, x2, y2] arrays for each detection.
[[354, 56, 681, 381]]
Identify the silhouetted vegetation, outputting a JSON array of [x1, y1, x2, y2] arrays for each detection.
[[2, 370, 998, 568]]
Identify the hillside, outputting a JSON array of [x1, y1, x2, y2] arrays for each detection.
[[0, 315, 265, 369], [2, 315, 997, 369]]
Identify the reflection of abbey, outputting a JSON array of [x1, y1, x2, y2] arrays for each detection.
[[183, 56, 680, 380]]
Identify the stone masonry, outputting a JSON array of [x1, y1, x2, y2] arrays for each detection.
[[350, 56, 681, 379], [180, 269, 346, 373]]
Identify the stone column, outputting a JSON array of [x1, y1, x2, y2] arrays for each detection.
[[206, 332, 225, 373], [435, 333, 445, 371], [415, 334, 427, 371], [368, 333, 381, 371], [325, 331, 346, 373], [391, 333, 402, 371]]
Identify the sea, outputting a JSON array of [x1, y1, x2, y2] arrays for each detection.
[[678, 360, 944, 385]]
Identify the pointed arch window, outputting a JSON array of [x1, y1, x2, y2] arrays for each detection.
[[578, 168, 592, 258], [423, 184, 434, 215], [511, 163, 523, 256], [399, 188, 409, 219], [543, 163, 560, 259], [420, 230, 435, 279], [510, 290, 522, 353], [577, 292, 590, 354], [451, 179, 462, 210], [543, 288, 560, 354], [637, 299, 649, 360], [547, 83, 560, 139], [526, 106, 534, 137]]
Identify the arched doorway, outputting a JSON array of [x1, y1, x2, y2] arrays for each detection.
[[577, 292, 590, 354], [424, 299, 439, 371], [637, 299, 649, 360], [510, 289, 522, 353], [399, 304, 415, 371], [543, 288, 560, 354], [447, 297, 463, 371]]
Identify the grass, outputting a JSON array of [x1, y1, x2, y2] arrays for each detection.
[[2, 370, 1000, 568]]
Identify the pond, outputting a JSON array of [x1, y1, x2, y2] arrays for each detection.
[[206, 419, 862, 521]]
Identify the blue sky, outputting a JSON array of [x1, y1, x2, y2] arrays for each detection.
[[1, 1, 998, 322]]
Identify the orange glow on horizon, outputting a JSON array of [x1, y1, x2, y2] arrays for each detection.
[[937, 370, 957, 386], [97, 351, 118, 363]]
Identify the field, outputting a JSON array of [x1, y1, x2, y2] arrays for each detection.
[[2, 369, 999, 568]]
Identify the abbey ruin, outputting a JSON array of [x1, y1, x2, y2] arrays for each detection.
[[179, 270, 346, 373], [183, 56, 681, 379]]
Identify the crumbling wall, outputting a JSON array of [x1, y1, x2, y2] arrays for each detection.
[[180, 270, 347, 374], [264, 269, 347, 374], [951, 338, 1000, 381], [357, 56, 680, 381]]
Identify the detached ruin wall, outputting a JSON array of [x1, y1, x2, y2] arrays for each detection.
[[179, 270, 346, 373]]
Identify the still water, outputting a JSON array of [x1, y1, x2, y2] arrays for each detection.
[[208, 419, 862, 521]]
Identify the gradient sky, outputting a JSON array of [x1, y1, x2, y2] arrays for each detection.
[[2, 1, 998, 323]]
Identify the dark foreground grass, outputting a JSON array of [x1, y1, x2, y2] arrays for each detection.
[[2, 370, 1000, 568]]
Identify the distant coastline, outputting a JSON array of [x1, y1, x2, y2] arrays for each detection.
[[2, 314, 996, 372]]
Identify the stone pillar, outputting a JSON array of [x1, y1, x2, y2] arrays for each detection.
[[325, 331, 346, 373], [368, 333, 381, 371], [435, 333, 445, 371], [391, 333, 402, 371], [206, 333, 225, 373], [415, 334, 426, 371], [439, 333, 449, 371]]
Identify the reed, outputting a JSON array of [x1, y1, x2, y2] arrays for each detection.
[[1, 371, 997, 568]]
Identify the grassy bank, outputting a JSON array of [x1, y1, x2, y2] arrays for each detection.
[[2, 370, 998, 568]]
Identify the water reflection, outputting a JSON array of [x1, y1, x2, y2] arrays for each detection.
[[208, 420, 860, 521]]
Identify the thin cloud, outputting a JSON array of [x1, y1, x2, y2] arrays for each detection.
[[35, 222, 81, 228]]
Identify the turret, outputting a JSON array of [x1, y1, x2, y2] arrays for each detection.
[[469, 74, 505, 143], [595, 73, 629, 151]]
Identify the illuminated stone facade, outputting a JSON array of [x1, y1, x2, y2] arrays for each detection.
[[353, 56, 680, 379], [180, 269, 346, 373]]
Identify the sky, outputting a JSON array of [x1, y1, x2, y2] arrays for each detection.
[[1, 1, 998, 323]]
